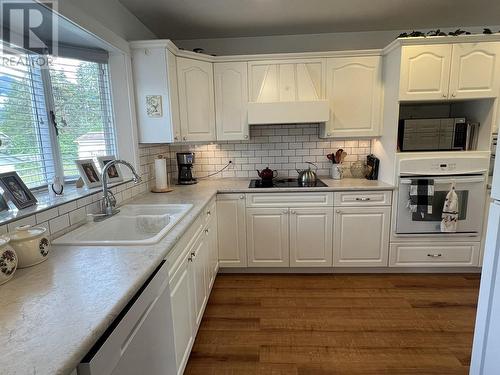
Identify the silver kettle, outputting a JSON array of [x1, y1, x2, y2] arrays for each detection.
[[296, 162, 318, 186]]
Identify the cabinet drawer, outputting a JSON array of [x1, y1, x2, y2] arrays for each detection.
[[334, 191, 391, 206], [246, 192, 333, 207], [389, 243, 479, 267]]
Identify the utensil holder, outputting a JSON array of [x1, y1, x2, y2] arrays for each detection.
[[331, 164, 343, 180]]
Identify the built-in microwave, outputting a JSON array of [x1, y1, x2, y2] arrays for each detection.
[[398, 117, 479, 152]]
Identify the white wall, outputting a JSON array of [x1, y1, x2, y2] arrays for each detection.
[[175, 26, 500, 55]]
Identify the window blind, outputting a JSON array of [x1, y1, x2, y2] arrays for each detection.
[[48, 56, 116, 180], [0, 45, 117, 189], [0, 52, 56, 188]]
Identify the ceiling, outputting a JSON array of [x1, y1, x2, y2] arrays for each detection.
[[118, 0, 500, 40]]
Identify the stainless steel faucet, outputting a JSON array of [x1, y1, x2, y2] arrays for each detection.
[[95, 159, 142, 221]]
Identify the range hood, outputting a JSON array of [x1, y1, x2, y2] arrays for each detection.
[[247, 60, 330, 125]]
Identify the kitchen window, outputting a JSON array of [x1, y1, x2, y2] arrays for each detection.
[[0, 47, 116, 189]]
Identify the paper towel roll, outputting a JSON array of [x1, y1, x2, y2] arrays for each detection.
[[154, 157, 168, 190]]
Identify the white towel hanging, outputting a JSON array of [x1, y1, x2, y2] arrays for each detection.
[[440, 182, 459, 233]]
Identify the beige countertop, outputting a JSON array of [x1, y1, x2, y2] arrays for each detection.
[[0, 178, 393, 375]]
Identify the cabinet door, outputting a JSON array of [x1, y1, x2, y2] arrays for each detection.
[[170, 256, 194, 374], [399, 45, 452, 101], [449, 43, 500, 99], [290, 207, 333, 267], [215, 62, 249, 141], [334, 206, 390, 267], [246, 208, 289, 267], [217, 194, 247, 267], [177, 57, 216, 142], [322, 56, 382, 138], [207, 220, 218, 289], [131, 47, 179, 143], [189, 232, 208, 328]]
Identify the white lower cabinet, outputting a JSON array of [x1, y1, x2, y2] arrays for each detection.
[[246, 207, 290, 267], [290, 208, 333, 267], [189, 230, 209, 328], [333, 206, 391, 267], [217, 194, 247, 267], [167, 207, 216, 375], [169, 254, 194, 374], [389, 242, 480, 267]]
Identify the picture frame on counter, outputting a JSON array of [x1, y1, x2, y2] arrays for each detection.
[[97, 155, 123, 183], [75, 159, 102, 188], [0, 172, 37, 209]]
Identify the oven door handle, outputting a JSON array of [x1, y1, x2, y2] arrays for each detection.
[[400, 170, 488, 176], [400, 177, 486, 185]]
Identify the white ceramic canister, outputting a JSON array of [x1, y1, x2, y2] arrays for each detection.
[[331, 164, 343, 180], [9, 225, 51, 268], [0, 237, 17, 285]]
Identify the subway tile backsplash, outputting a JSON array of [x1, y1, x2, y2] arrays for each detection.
[[166, 124, 372, 180]]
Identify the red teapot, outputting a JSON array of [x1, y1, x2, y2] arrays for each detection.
[[256, 167, 278, 181]]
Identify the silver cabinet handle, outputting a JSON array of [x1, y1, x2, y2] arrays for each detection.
[[336, 209, 342, 214], [205, 228, 209, 234], [174, 136, 179, 141], [291, 210, 296, 214], [442, 94, 447, 98], [355, 197, 371, 201], [188, 257, 193, 262], [427, 253, 442, 258], [191, 251, 196, 257], [207, 210, 211, 215], [451, 93, 456, 98], [282, 209, 288, 214], [183, 136, 186, 141], [244, 135, 249, 139], [239, 195, 244, 199]]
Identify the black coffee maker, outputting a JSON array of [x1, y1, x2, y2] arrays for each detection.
[[176, 152, 197, 185]]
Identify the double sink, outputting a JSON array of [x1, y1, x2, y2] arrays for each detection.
[[54, 204, 193, 246]]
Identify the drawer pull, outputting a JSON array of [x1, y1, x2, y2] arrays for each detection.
[[355, 197, 371, 201], [207, 210, 211, 215], [191, 251, 196, 258], [427, 253, 442, 258], [239, 195, 244, 199]]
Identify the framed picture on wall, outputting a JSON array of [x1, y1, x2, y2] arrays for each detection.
[[75, 159, 102, 188], [0, 172, 37, 209], [146, 95, 163, 117], [97, 155, 123, 183]]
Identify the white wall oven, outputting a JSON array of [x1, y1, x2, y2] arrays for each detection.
[[395, 156, 489, 236]]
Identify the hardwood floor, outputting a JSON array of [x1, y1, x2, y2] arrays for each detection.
[[185, 274, 480, 375]]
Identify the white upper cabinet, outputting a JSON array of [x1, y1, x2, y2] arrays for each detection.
[[321, 56, 383, 138], [214, 62, 249, 141], [131, 46, 181, 143], [399, 44, 452, 101], [399, 42, 500, 101], [248, 58, 326, 102], [177, 57, 216, 142], [449, 43, 500, 99]]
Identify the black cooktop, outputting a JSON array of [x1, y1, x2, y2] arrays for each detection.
[[249, 178, 327, 188]]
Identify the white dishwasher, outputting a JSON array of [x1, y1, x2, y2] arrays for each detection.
[[78, 260, 177, 375]]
